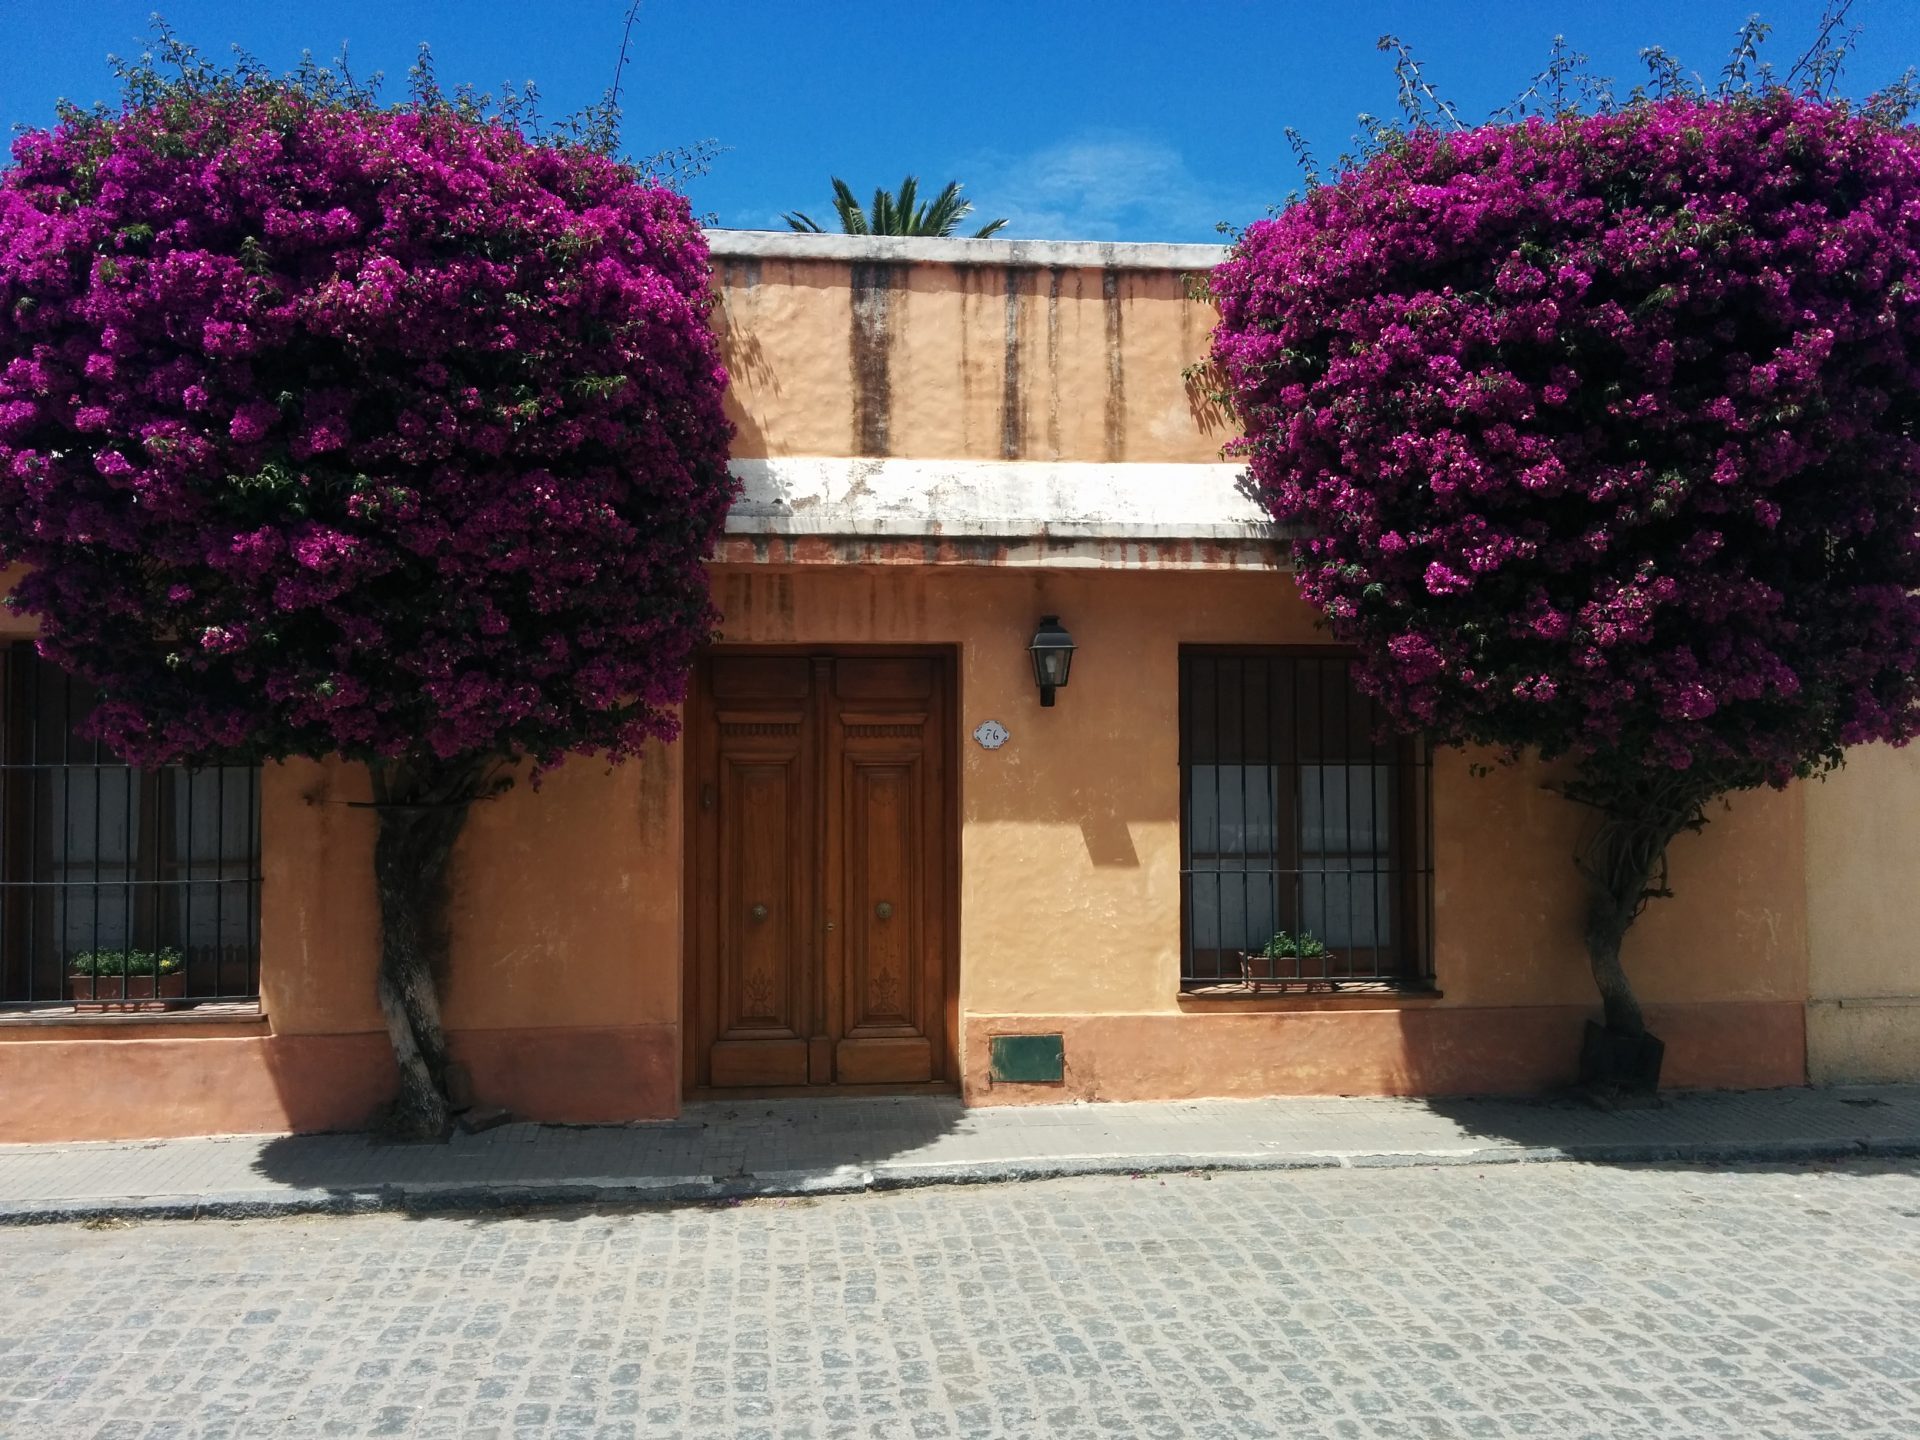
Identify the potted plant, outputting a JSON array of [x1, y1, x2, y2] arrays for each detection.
[[1240, 930, 1330, 992], [67, 948, 186, 1010]]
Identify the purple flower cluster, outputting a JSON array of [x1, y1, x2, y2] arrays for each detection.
[[1212, 94, 1920, 787], [0, 92, 734, 768]]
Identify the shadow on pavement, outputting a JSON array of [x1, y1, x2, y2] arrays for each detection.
[[220, 1084, 1920, 1226], [246, 1094, 969, 1220], [1413, 1083, 1920, 1172]]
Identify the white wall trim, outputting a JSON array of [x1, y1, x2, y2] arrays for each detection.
[[705, 229, 1229, 272], [725, 456, 1281, 544]]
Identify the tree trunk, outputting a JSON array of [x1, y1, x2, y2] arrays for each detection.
[[369, 756, 488, 1139], [1571, 772, 1709, 1095], [1584, 878, 1649, 1038]]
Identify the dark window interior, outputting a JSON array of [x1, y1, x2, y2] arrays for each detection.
[[1180, 650, 1432, 991], [0, 645, 261, 1009]]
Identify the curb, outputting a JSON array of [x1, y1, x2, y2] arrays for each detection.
[[4, 1135, 1918, 1227]]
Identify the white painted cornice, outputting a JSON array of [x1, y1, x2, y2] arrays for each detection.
[[725, 456, 1279, 544], [705, 229, 1229, 272]]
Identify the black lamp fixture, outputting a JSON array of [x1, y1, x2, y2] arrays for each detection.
[[1028, 615, 1076, 707]]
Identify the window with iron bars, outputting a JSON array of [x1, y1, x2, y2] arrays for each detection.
[[1180, 649, 1433, 993], [0, 644, 262, 1011]]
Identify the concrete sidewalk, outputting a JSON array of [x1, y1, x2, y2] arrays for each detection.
[[4, 1084, 1919, 1225]]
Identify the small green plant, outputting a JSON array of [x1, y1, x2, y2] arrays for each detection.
[[1258, 930, 1328, 961], [67, 948, 184, 977]]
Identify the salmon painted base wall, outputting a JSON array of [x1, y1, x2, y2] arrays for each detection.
[[1, 1002, 1805, 1142], [962, 1001, 1807, 1104], [0, 1022, 679, 1144]]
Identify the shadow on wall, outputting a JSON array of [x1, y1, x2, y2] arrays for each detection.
[[1344, 995, 1806, 1102], [1078, 815, 1140, 867], [714, 305, 775, 458], [1184, 358, 1235, 443], [256, 1031, 397, 1138]]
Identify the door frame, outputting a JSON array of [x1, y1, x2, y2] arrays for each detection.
[[681, 644, 961, 1097]]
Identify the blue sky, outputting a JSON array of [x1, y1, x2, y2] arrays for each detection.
[[4, 2, 1918, 243]]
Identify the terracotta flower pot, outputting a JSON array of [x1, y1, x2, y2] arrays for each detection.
[[67, 972, 186, 1011], [1239, 949, 1334, 991]]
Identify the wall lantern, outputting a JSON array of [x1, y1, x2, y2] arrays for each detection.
[[1028, 615, 1076, 707]]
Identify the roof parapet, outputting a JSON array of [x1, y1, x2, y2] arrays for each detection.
[[704, 229, 1230, 272]]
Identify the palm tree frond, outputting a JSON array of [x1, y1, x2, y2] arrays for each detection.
[[783, 210, 824, 233], [920, 180, 967, 236], [829, 177, 868, 235], [792, 173, 1010, 238]]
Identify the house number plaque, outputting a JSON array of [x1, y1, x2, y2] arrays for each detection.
[[972, 719, 1010, 751]]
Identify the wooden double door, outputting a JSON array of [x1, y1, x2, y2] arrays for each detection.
[[685, 651, 955, 1092]]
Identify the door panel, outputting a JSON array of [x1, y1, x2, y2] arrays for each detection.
[[689, 651, 951, 1092], [709, 744, 809, 1087], [834, 656, 935, 701], [847, 759, 916, 1029], [711, 655, 812, 701], [695, 653, 818, 1090], [834, 742, 935, 1083], [835, 1036, 933, 1084]]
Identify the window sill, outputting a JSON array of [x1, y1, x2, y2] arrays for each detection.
[[0, 1001, 265, 1030], [1179, 981, 1443, 1008]]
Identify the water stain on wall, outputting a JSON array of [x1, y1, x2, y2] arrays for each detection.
[[1001, 268, 1026, 460], [957, 265, 975, 455], [850, 262, 896, 457], [1045, 267, 1064, 461], [1103, 268, 1126, 463]]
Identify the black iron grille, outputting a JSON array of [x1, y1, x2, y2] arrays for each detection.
[[1180, 650, 1432, 991], [0, 644, 261, 1010]]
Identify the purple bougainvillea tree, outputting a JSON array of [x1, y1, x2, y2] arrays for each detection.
[[0, 47, 734, 1134], [1212, 92, 1920, 1088]]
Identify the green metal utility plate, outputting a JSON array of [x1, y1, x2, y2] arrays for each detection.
[[990, 1033, 1065, 1084]]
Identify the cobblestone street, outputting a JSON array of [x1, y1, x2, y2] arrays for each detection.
[[6, 1159, 1920, 1439]]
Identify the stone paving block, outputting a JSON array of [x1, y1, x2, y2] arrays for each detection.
[[30, 1159, 1889, 1440]]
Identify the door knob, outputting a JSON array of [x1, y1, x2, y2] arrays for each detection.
[[750, 903, 769, 922], [875, 901, 893, 920]]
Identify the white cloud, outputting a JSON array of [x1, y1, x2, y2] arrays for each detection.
[[958, 132, 1268, 243]]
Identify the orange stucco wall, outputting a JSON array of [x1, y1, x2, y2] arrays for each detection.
[[252, 746, 685, 1128], [0, 747, 687, 1142], [706, 564, 1807, 1105], [712, 254, 1229, 463], [0, 246, 1814, 1141], [0, 559, 1807, 1141]]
